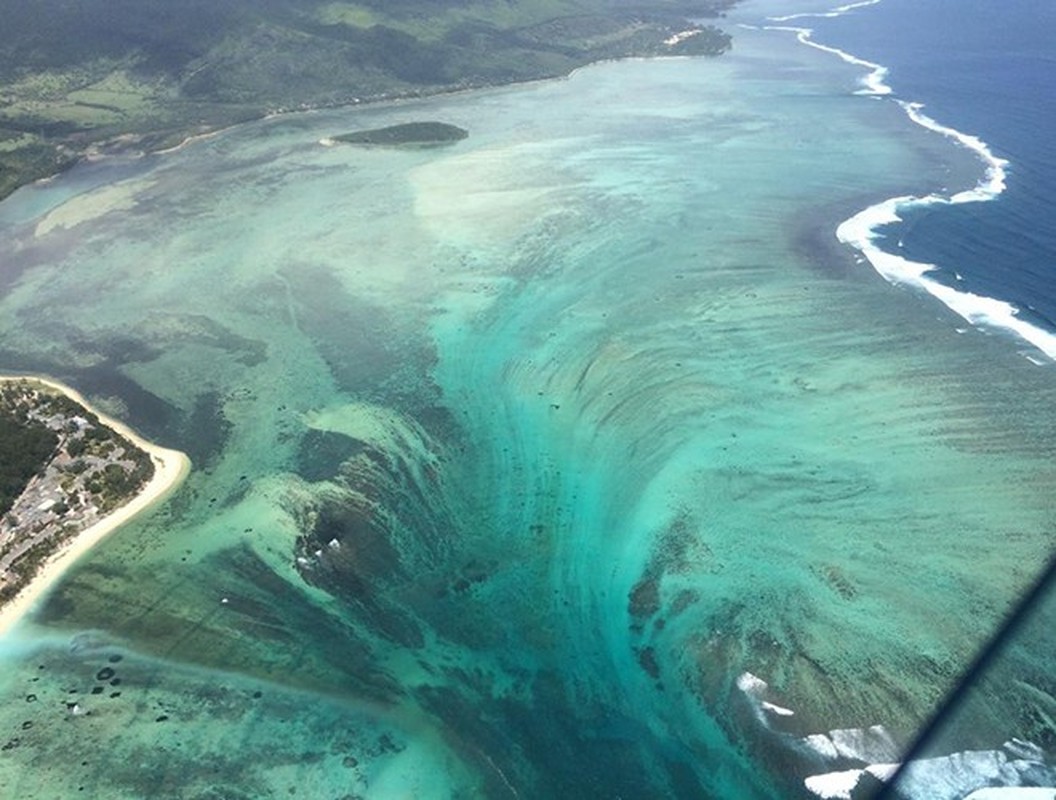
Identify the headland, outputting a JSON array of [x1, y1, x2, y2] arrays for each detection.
[[0, 376, 190, 636]]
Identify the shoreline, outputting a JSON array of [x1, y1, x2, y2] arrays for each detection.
[[0, 19, 736, 205], [769, 0, 1056, 364], [0, 375, 190, 637]]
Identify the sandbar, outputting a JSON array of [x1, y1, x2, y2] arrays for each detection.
[[0, 375, 190, 636]]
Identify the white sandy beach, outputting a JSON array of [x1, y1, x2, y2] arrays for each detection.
[[0, 375, 190, 636]]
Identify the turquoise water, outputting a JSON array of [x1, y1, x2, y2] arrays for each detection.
[[1, 10, 1054, 798]]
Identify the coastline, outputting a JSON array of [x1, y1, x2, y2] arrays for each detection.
[[0, 15, 1054, 797], [0, 15, 736, 206], [766, 0, 1056, 363], [0, 375, 190, 637]]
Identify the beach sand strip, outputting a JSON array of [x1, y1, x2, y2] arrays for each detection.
[[0, 375, 190, 636]]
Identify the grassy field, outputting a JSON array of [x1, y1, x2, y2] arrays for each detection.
[[0, 0, 736, 199]]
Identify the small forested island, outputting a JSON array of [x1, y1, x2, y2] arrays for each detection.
[[331, 121, 468, 148], [0, 379, 155, 605]]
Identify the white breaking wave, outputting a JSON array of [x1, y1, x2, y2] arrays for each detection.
[[736, 668, 1056, 798], [804, 768, 864, 799], [768, 0, 1056, 362], [900, 101, 1008, 200], [736, 671, 798, 725], [765, 25, 891, 95], [963, 790, 1056, 799], [769, 0, 883, 23], [800, 725, 1056, 798]]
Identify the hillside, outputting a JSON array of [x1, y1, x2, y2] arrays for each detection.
[[0, 0, 736, 199]]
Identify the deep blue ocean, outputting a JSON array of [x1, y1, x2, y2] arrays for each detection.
[[809, 0, 1056, 346]]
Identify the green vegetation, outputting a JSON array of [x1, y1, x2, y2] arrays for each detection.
[[0, 380, 154, 521], [0, 380, 158, 603], [0, 536, 55, 601], [0, 0, 736, 200], [0, 406, 58, 517], [333, 121, 468, 147]]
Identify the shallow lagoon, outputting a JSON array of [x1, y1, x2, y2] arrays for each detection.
[[0, 13, 1054, 798]]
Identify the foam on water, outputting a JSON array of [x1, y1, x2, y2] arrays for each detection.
[[788, 698, 1056, 799], [764, 24, 891, 96], [768, 0, 883, 23], [805, 768, 865, 799], [769, 0, 1056, 362], [1, 14, 1056, 799]]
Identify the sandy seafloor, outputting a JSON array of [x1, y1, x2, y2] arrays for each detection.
[[0, 2, 1054, 797]]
